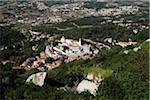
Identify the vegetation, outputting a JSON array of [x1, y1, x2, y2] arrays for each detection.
[[0, 2, 149, 99], [31, 16, 148, 43], [83, 2, 107, 10], [1, 38, 149, 99]]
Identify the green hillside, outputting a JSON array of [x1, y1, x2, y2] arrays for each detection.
[[2, 40, 149, 99]]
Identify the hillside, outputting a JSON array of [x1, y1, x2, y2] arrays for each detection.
[[1, 39, 149, 99]]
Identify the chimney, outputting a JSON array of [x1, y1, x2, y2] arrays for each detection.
[[79, 38, 82, 46]]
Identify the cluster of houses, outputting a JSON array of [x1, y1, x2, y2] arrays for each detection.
[[104, 38, 137, 48], [13, 35, 139, 71], [123, 38, 150, 54], [13, 36, 99, 71], [115, 40, 137, 48], [0, 1, 142, 27], [94, 5, 139, 16]]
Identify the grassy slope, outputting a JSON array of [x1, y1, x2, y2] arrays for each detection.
[[96, 41, 149, 99], [3, 41, 149, 100]]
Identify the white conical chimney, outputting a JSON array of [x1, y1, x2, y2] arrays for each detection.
[[61, 36, 65, 42], [78, 38, 82, 46]]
